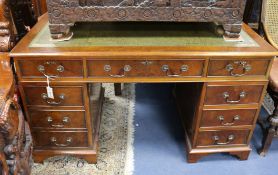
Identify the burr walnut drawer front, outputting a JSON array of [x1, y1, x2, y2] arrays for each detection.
[[29, 110, 86, 129], [208, 59, 271, 77], [196, 130, 250, 147], [17, 59, 84, 78], [23, 86, 84, 106], [204, 84, 264, 105], [147, 60, 205, 77], [32, 131, 88, 148], [87, 60, 146, 77], [200, 109, 257, 128]]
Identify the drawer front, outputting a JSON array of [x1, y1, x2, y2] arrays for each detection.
[[147, 60, 205, 77], [196, 130, 250, 147], [87, 60, 146, 77], [200, 109, 257, 127], [32, 131, 88, 148], [205, 85, 264, 105], [29, 110, 86, 129], [17, 59, 84, 78], [208, 59, 270, 77], [23, 86, 84, 106]]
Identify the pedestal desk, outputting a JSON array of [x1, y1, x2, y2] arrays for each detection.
[[10, 14, 278, 163]]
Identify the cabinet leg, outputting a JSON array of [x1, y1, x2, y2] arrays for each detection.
[[114, 83, 122, 96], [187, 153, 209, 163], [223, 23, 242, 38], [229, 150, 251, 160], [49, 23, 72, 40]]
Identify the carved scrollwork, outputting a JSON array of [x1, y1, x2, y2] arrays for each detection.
[[0, 95, 33, 175], [0, 0, 14, 51]]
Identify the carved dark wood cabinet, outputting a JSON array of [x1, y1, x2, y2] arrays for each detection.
[[47, 0, 247, 39], [0, 55, 32, 175]]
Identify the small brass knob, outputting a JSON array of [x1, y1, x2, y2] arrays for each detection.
[[213, 135, 219, 141], [56, 65, 64, 72], [228, 135, 235, 141], [239, 91, 246, 98], [59, 94, 65, 100], [41, 93, 48, 99], [234, 115, 240, 121], [50, 137, 57, 142], [66, 137, 72, 143], [124, 65, 132, 72], [223, 92, 229, 98], [218, 115, 225, 121], [245, 64, 252, 72], [63, 117, 70, 123], [47, 116, 53, 123], [104, 65, 112, 72], [180, 65, 189, 72], [37, 65, 45, 72], [162, 65, 169, 72], [226, 64, 233, 72]]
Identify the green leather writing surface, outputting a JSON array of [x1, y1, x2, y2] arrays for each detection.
[[30, 22, 258, 48]]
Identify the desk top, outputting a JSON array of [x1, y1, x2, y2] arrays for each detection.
[[10, 14, 277, 58], [30, 22, 258, 48]]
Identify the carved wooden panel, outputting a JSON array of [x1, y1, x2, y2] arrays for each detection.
[[0, 0, 37, 52], [46, 0, 247, 39]]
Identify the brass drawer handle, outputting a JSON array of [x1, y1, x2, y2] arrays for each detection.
[[37, 61, 64, 77], [50, 137, 72, 147], [104, 64, 131, 78], [161, 65, 189, 77], [223, 91, 246, 103], [212, 135, 235, 145], [41, 93, 65, 105], [47, 116, 70, 128], [217, 115, 240, 126], [225, 61, 252, 77]]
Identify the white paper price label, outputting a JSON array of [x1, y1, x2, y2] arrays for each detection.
[[45, 75, 54, 99], [46, 86, 54, 99]]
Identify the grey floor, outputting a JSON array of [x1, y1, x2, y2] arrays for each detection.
[[134, 84, 278, 175]]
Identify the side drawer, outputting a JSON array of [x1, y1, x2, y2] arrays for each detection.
[[205, 84, 264, 105], [208, 59, 271, 77], [32, 131, 88, 148], [23, 85, 84, 106], [16, 59, 84, 78], [87, 60, 146, 77], [147, 60, 205, 77], [196, 130, 250, 147], [29, 110, 86, 129], [200, 109, 257, 128]]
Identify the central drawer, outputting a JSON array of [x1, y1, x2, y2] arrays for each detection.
[[147, 60, 205, 77], [23, 85, 84, 106], [196, 130, 250, 147], [87, 59, 205, 77], [29, 110, 86, 129], [32, 131, 88, 148]]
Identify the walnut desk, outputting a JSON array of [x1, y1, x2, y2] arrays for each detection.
[[10, 15, 278, 163]]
